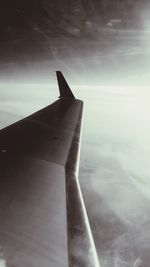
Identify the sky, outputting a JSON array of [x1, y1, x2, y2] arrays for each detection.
[[0, 1, 150, 267]]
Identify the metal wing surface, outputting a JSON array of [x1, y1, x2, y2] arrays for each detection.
[[0, 72, 100, 267]]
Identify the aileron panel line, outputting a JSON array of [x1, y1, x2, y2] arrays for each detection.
[[66, 105, 100, 267]]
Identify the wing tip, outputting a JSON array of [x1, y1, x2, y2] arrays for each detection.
[[56, 71, 75, 99]]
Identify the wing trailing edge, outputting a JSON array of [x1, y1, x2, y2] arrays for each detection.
[[56, 71, 75, 99]]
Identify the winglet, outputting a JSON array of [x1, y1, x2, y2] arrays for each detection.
[[56, 71, 75, 99]]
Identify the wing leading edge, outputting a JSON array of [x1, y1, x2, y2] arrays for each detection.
[[0, 72, 100, 267]]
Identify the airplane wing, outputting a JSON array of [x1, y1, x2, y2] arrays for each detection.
[[0, 71, 100, 267]]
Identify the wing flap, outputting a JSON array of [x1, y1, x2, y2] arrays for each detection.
[[0, 161, 67, 267]]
